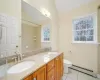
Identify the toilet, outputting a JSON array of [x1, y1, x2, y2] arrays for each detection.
[[63, 59, 72, 74]]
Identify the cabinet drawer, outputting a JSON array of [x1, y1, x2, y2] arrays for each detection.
[[47, 68, 55, 80], [47, 59, 55, 72]]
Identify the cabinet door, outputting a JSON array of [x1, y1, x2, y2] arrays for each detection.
[[55, 53, 63, 80], [36, 65, 46, 80], [24, 75, 32, 80], [47, 68, 55, 80]]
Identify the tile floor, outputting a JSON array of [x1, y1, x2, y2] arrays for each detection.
[[62, 69, 100, 80]]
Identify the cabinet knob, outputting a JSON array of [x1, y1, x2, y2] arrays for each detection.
[[33, 78, 36, 80]]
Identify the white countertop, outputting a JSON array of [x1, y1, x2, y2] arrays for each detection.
[[6, 52, 62, 80]]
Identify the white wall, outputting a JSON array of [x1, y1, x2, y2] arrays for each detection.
[[22, 9, 33, 23], [98, 7, 100, 73], [58, 0, 100, 73]]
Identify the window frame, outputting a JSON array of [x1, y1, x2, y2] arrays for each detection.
[[72, 12, 97, 44], [41, 24, 50, 43]]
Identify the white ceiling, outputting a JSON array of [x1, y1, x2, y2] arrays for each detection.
[[22, 1, 49, 25], [55, 0, 96, 12]]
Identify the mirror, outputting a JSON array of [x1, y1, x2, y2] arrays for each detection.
[[21, 1, 51, 54]]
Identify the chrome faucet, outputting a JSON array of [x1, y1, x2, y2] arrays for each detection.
[[14, 52, 20, 62], [15, 52, 24, 62]]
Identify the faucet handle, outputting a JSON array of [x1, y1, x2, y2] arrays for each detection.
[[12, 57, 17, 63]]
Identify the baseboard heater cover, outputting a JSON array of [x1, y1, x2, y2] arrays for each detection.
[[69, 65, 97, 78], [72, 65, 93, 72]]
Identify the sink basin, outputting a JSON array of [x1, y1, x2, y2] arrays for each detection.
[[7, 61, 35, 74]]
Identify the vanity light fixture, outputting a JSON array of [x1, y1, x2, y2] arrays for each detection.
[[41, 8, 51, 18]]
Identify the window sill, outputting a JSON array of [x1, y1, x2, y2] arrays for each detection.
[[41, 41, 51, 43], [71, 42, 100, 45]]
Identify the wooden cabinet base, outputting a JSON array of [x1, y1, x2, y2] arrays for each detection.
[[24, 53, 63, 80]]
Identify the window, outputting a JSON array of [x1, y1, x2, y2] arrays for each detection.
[[41, 24, 50, 42], [72, 13, 97, 43]]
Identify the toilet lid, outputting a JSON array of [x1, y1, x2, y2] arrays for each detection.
[[64, 59, 72, 65]]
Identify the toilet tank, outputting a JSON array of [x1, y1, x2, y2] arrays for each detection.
[[63, 59, 72, 73]]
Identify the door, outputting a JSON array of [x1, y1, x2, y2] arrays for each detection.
[[36, 65, 46, 80]]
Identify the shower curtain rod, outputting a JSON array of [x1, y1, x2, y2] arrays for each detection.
[[21, 19, 41, 26]]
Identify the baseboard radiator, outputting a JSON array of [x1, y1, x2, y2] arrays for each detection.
[[69, 65, 97, 78]]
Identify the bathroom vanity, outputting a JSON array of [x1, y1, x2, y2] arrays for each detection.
[[24, 53, 63, 80], [7, 52, 63, 80]]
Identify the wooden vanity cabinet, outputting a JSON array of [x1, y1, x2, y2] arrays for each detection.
[[24, 53, 63, 80]]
